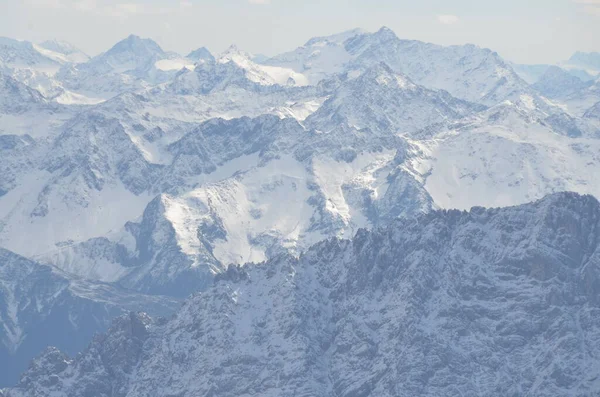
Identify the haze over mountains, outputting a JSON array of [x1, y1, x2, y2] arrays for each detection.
[[1, 26, 600, 394]]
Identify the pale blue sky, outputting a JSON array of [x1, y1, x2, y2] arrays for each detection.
[[1, 0, 599, 64]]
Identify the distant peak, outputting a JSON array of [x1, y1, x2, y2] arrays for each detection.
[[304, 28, 366, 46], [570, 50, 600, 59], [373, 26, 398, 40], [568, 51, 600, 69], [218, 45, 253, 62], [533, 65, 587, 92], [223, 44, 243, 53], [118, 34, 158, 47], [106, 34, 164, 56], [187, 46, 214, 62]]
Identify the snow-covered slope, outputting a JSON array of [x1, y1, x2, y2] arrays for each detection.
[[0, 37, 61, 73], [0, 248, 179, 387], [37, 40, 89, 64], [0, 73, 48, 114], [0, 73, 75, 139], [0, 38, 90, 101], [5, 192, 600, 396], [0, 109, 157, 258], [264, 28, 365, 84], [411, 98, 600, 210], [215, 45, 309, 87]]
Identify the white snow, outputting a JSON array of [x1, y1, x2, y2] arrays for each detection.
[[55, 90, 106, 105], [0, 171, 152, 259], [420, 120, 600, 210], [154, 59, 195, 72], [312, 150, 396, 232]]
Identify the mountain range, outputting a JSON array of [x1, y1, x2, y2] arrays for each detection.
[[0, 27, 600, 391]]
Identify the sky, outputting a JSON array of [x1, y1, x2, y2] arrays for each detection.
[[1, 0, 599, 64]]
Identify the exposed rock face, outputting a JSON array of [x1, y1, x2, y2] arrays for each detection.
[[5, 192, 600, 396]]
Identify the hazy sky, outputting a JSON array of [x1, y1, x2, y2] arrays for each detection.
[[1, 0, 599, 64]]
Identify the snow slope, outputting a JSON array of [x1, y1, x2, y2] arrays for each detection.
[[411, 99, 600, 209]]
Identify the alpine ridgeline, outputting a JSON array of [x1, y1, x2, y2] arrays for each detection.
[[4, 192, 600, 396]]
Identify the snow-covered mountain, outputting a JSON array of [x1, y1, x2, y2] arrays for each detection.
[[27, 110, 431, 296], [0, 73, 75, 141], [186, 47, 214, 63], [0, 38, 92, 101], [265, 27, 529, 106], [215, 45, 309, 87], [0, 37, 61, 73], [82, 34, 167, 75], [0, 248, 179, 387], [50, 35, 194, 102], [410, 96, 600, 210], [0, 73, 48, 114], [1, 27, 600, 391], [305, 62, 484, 134], [2, 53, 599, 305], [4, 192, 600, 396]]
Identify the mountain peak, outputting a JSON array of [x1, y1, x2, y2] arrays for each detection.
[[86, 34, 166, 73], [304, 28, 366, 47], [373, 26, 398, 41], [568, 51, 600, 70], [108, 34, 164, 56], [218, 45, 254, 64], [187, 46, 214, 62]]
